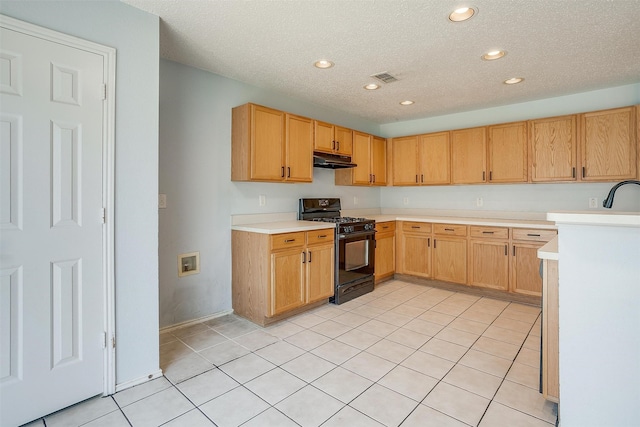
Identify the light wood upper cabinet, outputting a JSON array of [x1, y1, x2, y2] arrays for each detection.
[[391, 136, 420, 186], [530, 115, 577, 182], [371, 136, 388, 185], [420, 132, 451, 185], [580, 106, 637, 181], [391, 132, 450, 186], [232, 103, 312, 183], [336, 133, 387, 186], [314, 121, 353, 156], [451, 127, 487, 184], [488, 121, 528, 183], [286, 114, 314, 182]]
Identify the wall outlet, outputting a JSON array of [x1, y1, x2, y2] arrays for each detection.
[[476, 197, 484, 207], [353, 196, 359, 205], [403, 197, 409, 205], [158, 193, 167, 209], [258, 195, 266, 206], [589, 197, 598, 209]]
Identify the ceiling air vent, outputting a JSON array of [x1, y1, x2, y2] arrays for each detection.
[[371, 72, 398, 84]]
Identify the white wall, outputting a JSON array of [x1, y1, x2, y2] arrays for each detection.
[[158, 60, 380, 328], [380, 84, 640, 214], [556, 223, 640, 426], [1, 1, 161, 385]]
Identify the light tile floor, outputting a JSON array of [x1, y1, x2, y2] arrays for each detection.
[[27, 280, 558, 427]]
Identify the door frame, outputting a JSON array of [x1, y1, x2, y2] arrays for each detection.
[[0, 14, 117, 395]]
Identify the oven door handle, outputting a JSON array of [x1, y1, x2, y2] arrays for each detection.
[[338, 230, 376, 240]]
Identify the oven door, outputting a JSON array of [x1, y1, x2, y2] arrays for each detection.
[[338, 231, 375, 286]]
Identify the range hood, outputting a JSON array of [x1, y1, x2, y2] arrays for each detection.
[[313, 151, 357, 169]]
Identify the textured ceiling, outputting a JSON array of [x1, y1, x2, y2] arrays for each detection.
[[123, 0, 640, 124]]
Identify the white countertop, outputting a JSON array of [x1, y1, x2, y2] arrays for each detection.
[[231, 220, 335, 234], [537, 236, 559, 260], [368, 214, 556, 229], [547, 211, 640, 227]]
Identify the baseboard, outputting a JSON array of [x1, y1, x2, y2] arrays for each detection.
[[159, 309, 235, 334], [115, 369, 164, 393]]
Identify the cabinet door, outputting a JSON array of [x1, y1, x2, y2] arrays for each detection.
[[314, 121, 335, 153], [375, 233, 395, 282], [511, 242, 544, 296], [402, 233, 431, 278], [251, 105, 285, 181], [286, 114, 313, 182], [392, 136, 420, 186], [352, 131, 372, 185], [451, 127, 487, 184], [488, 122, 528, 183], [419, 132, 450, 185], [433, 237, 467, 284], [530, 115, 577, 182], [468, 240, 509, 290], [270, 249, 305, 316], [581, 107, 637, 181], [371, 136, 387, 185], [335, 126, 353, 156], [306, 243, 335, 303]]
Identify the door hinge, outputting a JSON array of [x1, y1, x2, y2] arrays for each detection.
[[101, 208, 106, 224], [101, 83, 107, 100], [111, 336, 116, 349], [102, 332, 107, 348]]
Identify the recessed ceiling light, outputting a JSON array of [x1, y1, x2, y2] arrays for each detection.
[[504, 77, 524, 85], [449, 6, 476, 22], [482, 50, 506, 60], [400, 100, 414, 106], [314, 60, 334, 69], [364, 83, 380, 90]]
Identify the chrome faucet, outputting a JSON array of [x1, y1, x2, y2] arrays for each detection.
[[602, 180, 640, 208]]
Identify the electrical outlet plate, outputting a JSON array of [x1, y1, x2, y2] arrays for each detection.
[[353, 196, 358, 205], [403, 197, 409, 205], [259, 195, 266, 206], [476, 197, 483, 207], [589, 197, 598, 208], [158, 193, 167, 209]]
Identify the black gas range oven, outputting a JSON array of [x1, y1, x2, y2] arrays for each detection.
[[298, 198, 375, 304]]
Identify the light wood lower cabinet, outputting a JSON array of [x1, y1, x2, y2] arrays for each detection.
[[541, 259, 559, 402], [397, 222, 432, 278], [232, 229, 334, 326], [433, 224, 468, 284], [511, 228, 558, 296], [374, 222, 395, 283], [468, 226, 510, 291]]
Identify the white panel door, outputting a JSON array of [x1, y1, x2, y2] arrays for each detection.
[[0, 26, 105, 426]]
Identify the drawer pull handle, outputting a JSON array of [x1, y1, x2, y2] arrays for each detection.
[[482, 231, 494, 234], [284, 239, 296, 243], [411, 226, 421, 229], [527, 233, 541, 237], [382, 226, 389, 229], [317, 235, 327, 238], [445, 228, 455, 231]]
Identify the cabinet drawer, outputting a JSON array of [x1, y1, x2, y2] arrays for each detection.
[[470, 226, 509, 239], [271, 232, 305, 250], [433, 223, 468, 236], [512, 228, 557, 242], [306, 230, 334, 245], [375, 222, 396, 233], [402, 221, 432, 233]]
